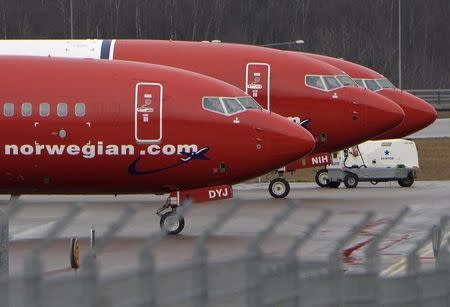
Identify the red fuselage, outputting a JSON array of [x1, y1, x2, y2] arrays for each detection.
[[303, 53, 437, 139], [0, 56, 314, 194], [0, 40, 404, 154]]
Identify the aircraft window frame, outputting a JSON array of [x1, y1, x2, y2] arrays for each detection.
[[202, 97, 227, 115], [75, 102, 86, 117], [354, 79, 365, 88], [202, 97, 249, 116], [221, 97, 245, 115], [305, 75, 327, 91], [237, 96, 262, 110], [376, 78, 396, 89], [3, 102, 14, 117], [336, 75, 357, 87], [57, 102, 68, 117], [39, 102, 50, 117], [364, 79, 382, 92], [322, 76, 343, 91], [21, 102, 32, 117]]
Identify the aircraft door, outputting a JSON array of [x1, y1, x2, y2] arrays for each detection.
[[245, 63, 271, 110], [135, 83, 163, 143]]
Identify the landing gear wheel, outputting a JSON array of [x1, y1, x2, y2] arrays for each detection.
[[69, 237, 80, 269], [315, 169, 329, 188], [160, 211, 185, 235], [327, 181, 341, 188], [398, 175, 414, 188], [344, 173, 359, 188], [269, 178, 290, 198]]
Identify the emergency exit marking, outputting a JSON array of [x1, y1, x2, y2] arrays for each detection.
[[246, 63, 271, 110], [135, 83, 163, 143]]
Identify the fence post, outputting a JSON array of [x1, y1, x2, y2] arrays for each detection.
[[192, 199, 241, 307], [329, 211, 374, 306], [366, 207, 409, 273], [81, 205, 137, 307], [246, 200, 297, 307], [364, 207, 409, 307], [137, 200, 192, 307], [285, 209, 332, 307], [0, 195, 21, 280], [24, 203, 82, 307]]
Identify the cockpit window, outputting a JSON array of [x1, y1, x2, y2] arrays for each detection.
[[354, 79, 365, 87], [377, 78, 396, 89], [222, 98, 245, 114], [336, 75, 357, 87], [305, 75, 326, 90], [203, 97, 226, 114], [322, 76, 342, 90], [364, 79, 382, 91], [237, 97, 262, 110]]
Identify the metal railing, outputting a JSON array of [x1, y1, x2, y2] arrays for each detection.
[[1, 198, 450, 307], [407, 89, 450, 110]]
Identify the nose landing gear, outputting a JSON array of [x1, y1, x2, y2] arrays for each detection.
[[268, 169, 291, 198], [157, 198, 185, 235]]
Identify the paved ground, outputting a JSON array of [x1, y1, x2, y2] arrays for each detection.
[[407, 118, 450, 138], [1, 181, 449, 278]]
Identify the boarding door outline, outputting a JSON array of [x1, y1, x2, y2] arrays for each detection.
[[245, 63, 271, 111], [135, 82, 163, 143]]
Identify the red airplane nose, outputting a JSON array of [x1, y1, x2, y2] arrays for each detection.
[[374, 90, 437, 139], [362, 90, 405, 138], [265, 112, 316, 163]]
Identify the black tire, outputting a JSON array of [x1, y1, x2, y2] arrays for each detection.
[[69, 237, 80, 269], [269, 178, 290, 198], [315, 169, 329, 188], [343, 173, 359, 188], [398, 175, 414, 188], [160, 211, 185, 235], [327, 181, 341, 188]]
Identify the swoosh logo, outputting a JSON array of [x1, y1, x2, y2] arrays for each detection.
[[128, 147, 210, 176]]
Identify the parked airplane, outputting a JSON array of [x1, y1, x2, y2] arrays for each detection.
[[302, 53, 437, 139], [0, 56, 315, 234], [0, 40, 405, 198]]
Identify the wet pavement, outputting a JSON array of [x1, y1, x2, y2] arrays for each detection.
[[1, 181, 449, 278]]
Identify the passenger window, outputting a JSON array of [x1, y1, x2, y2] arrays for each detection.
[[222, 98, 244, 114], [3, 103, 14, 117], [237, 97, 262, 110], [21, 103, 32, 117], [323, 76, 342, 90], [203, 97, 226, 114], [364, 79, 382, 91], [75, 103, 86, 117], [354, 79, 365, 87], [305, 76, 326, 90], [336, 75, 357, 87], [57, 103, 68, 117], [39, 103, 50, 117]]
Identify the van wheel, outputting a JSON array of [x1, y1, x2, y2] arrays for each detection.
[[344, 174, 358, 188], [398, 175, 414, 188], [315, 169, 328, 188], [327, 181, 341, 188]]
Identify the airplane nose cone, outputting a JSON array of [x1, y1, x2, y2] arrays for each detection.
[[398, 91, 437, 132], [266, 113, 316, 164], [374, 90, 437, 139], [363, 91, 405, 138]]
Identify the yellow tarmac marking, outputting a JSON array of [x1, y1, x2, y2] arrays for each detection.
[[381, 236, 444, 277]]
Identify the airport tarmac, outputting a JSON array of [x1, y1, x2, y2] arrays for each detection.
[[407, 118, 450, 138], [1, 181, 449, 278]]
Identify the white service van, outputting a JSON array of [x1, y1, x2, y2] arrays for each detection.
[[316, 139, 419, 188]]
